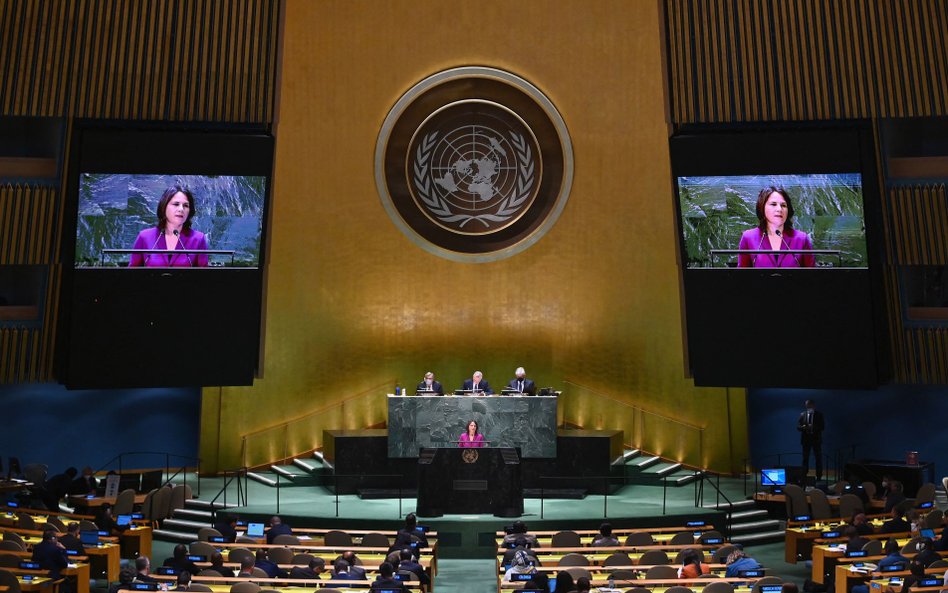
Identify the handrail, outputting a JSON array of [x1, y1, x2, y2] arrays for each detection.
[[743, 446, 856, 494], [693, 471, 734, 538], [210, 467, 248, 517], [240, 380, 392, 468], [561, 380, 705, 468], [93, 451, 202, 496]]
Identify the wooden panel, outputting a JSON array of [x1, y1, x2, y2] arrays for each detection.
[[0, 0, 280, 121], [665, 0, 948, 123]]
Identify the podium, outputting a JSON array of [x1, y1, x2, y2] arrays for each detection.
[[416, 447, 523, 517]]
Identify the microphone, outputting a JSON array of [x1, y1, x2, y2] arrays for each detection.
[[173, 229, 193, 266], [774, 229, 800, 266]]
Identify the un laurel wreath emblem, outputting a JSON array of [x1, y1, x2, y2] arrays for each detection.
[[461, 449, 479, 464], [376, 67, 573, 262]]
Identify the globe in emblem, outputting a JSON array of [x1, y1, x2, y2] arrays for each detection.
[[410, 101, 540, 235]]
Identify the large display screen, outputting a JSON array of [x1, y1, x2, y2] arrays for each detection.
[[677, 173, 867, 269], [75, 173, 266, 267]]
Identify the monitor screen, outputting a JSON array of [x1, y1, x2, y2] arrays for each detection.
[[761, 468, 787, 486], [75, 173, 267, 268], [116, 514, 132, 527], [79, 530, 99, 546], [246, 522, 265, 537], [677, 173, 866, 269]]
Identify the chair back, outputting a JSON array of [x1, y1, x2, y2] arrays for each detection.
[[603, 552, 632, 567], [227, 547, 255, 565], [551, 530, 581, 547], [2, 532, 25, 549], [751, 577, 783, 593], [0, 554, 20, 567], [783, 484, 809, 518], [360, 532, 389, 547], [838, 493, 864, 518], [154, 486, 173, 520], [861, 482, 877, 499], [674, 549, 706, 564], [862, 539, 882, 555], [702, 582, 736, 593], [665, 587, 694, 593], [189, 585, 214, 592], [396, 570, 419, 581], [610, 569, 637, 580], [698, 530, 724, 544], [189, 541, 217, 558], [669, 532, 695, 545], [79, 519, 98, 532], [915, 483, 936, 506], [927, 559, 948, 569], [712, 545, 738, 564], [291, 553, 317, 565], [624, 532, 655, 546], [268, 546, 294, 564], [808, 488, 833, 520], [923, 509, 944, 529], [638, 549, 670, 565], [625, 588, 650, 593], [142, 489, 160, 521], [171, 484, 192, 511], [832, 480, 849, 495], [15, 513, 35, 530], [22, 464, 48, 486], [645, 565, 679, 579], [229, 583, 261, 593], [250, 567, 268, 578], [0, 542, 23, 553], [45, 516, 67, 532], [273, 534, 300, 546], [557, 552, 589, 567], [196, 570, 223, 577], [113, 488, 136, 515], [197, 527, 223, 542], [900, 537, 923, 555], [563, 567, 591, 581], [0, 568, 22, 593], [324, 530, 352, 546]]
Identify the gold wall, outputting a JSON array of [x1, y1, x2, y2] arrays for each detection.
[[200, 0, 748, 474]]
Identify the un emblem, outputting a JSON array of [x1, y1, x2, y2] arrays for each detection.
[[461, 449, 479, 464], [376, 67, 573, 262]]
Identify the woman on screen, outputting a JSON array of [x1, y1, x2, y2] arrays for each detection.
[[129, 184, 209, 267], [737, 186, 815, 268], [458, 420, 485, 448]]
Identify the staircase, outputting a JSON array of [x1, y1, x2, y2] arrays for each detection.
[[620, 448, 704, 487], [703, 498, 784, 545], [246, 452, 333, 488], [155, 498, 238, 543]]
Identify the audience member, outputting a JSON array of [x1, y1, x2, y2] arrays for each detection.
[[575, 576, 592, 593], [880, 507, 912, 534], [163, 543, 200, 575], [852, 540, 909, 593], [69, 467, 98, 495], [396, 513, 428, 548], [678, 548, 710, 578], [108, 566, 137, 593], [397, 548, 429, 586], [935, 515, 948, 552], [504, 550, 536, 581], [333, 559, 354, 580], [236, 557, 255, 578], [591, 522, 620, 546], [884, 481, 907, 513], [914, 538, 942, 567], [782, 584, 799, 593], [213, 513, 238, 543], [907, 510, 922, 533], [58, 522, 86, 556], [289, 557, 325, 579], [501, 536, 540, 567], [95, 503, 119, 535], [341, 550, 367, 579], [523, 571, 549, 593], [843, 525, 870, 553], [254, 549, 286, 578], [174, 571, 192, 591], [370, 562, 407, 592], [41, 467, 78, 510], [553, 570, 575, 593], [851, 512, 875, 536], [135, 556, 158, 583], [32, 530, 68, 580], [724, 549, 762, 577], [265, 515, 292, 544], [502, 520, 539, 548], [898, 558, 929, 593], [208, 551, 227, 575]]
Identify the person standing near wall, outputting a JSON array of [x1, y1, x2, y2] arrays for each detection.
[[798, 399, 825, 485]]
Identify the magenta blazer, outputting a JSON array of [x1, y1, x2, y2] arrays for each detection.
[[129, 227, 209, 267], [737, 227, 815, 268], [458, 433, 485, 448]]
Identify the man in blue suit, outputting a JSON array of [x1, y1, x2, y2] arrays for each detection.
[[507, 367, 536, 395], [461, 371, 492, 394], [265, 515, 292, 544], [32, 530, 68, 580]]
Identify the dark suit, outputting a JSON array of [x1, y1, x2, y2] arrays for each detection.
[[880, 517, 911, 534], [371, 577, 407, 591], [288, 566, 321, 579], [461, 379, 492, 394], [415, 381, 444, 395], [163, 557, 200, 576], [506, 378, 536, 395], [31, 539, 68, 579], [59, 534, 85, 556], [797, 408, 825, 481], [213, 521, 237, 543], [69, 475, 98, 495], [265, 522, 292, 544], [398, 560, 429, 585]]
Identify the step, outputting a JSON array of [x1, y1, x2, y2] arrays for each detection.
[[313, 451, 334, 471], [247, 471, 278, 487], [727, 519, 782, 533], [163, 518, 214, 531], [184, 499, 238, 511], [172, 508, 214, 521], [729, 509, 770, 522], [153, 528, 198, 543], [634, 456, 661, 469], [622, 449, 642, 463], [703, 499, 756, 511], [645, 462, 683, 476], [293, 458, 321, 473], [674, 471, 702, 486], [729, 529, 785, 545]]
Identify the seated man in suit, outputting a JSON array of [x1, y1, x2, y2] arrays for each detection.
[[135, 556, 158, 583], [265, 515, 292, 544], [339, 551, 367, 579], [109, 566, 138, 593], [397, 548, 430, 587], [174, 571, 192, 592], [416, 372, 444, 395], [254, 549, 286, 578], [506, 367, 536, 395], [69, 467, 98, 496], [395, 513, 428, 549], [461, 371, 492, 394], [880, 507, 912, 534], [32, 530, 68, 580], [289, 557, 325, 579], [332, 559, 355, 580], [213, 513, 238, 543], [163, 544, 200, 576], [370, 562, 407, 592], [236, 557, 255, 578], [58, 522, 86, 556]]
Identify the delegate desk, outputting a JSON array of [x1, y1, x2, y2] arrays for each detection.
[[387, 394, 558, 458], [811, 538, 912, 585], [784, 518, 889, 563]]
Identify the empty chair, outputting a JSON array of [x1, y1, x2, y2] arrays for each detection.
[[154, 486, 173, 521], [563, 567, 591, 581], [273, 534, 300, 546], [924, 509, 944, 529], [396, 570, 418, 582], [3, 532, 25, 549], [0, 568, 23, 593], [79, 519, 98, 532], [915, 483, 936, 506], [197, 570, 223, 577], [783, 484, 809, 518], [669, 531, 696, 545], [702, 582, 736, 593], [638, 549, 670, 565], [141, 489, 160, 522], [751, 577, 783, 593], [324, 530, 352, 546], [832, 480, 849, 495], [189, 585, 213, 592], [838, 493, 864, 518], [551, 530, 582, 547], [45, 516, 67, 532], [862, 539, 882, 555], [291, 553, 317, 565], [698, 530, 724, 544], [927, 559, 948, 569], [808, 488, 833, 520], [230, 583, 260, 593], [624, 532, 655, 546], [861, 482, 877, 500], [645, 565, 679, 579], [189, 541, 217, 558], [603, 552, 633, 567], [558, 552, 589, 567], [113, 488, 136, 515], [198, 527, 223, 542], [170, 484, 192, 511], [0, 554, 20, 568], [250, 567, 268, 578], [22, 464, 48, 486], [712, 545, 738, 564], [610, 569, 638, 580], [268, 547, 294, 564], [0, 542, 23, 552], [236, 536, 258, 544], [901, 537, 923, 555], [665, 587, 694, 593], [16, 513, 35, 530], [360, 532, 389, 547], [227, 547, 255, 565], [675, 549, 706, 564]]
